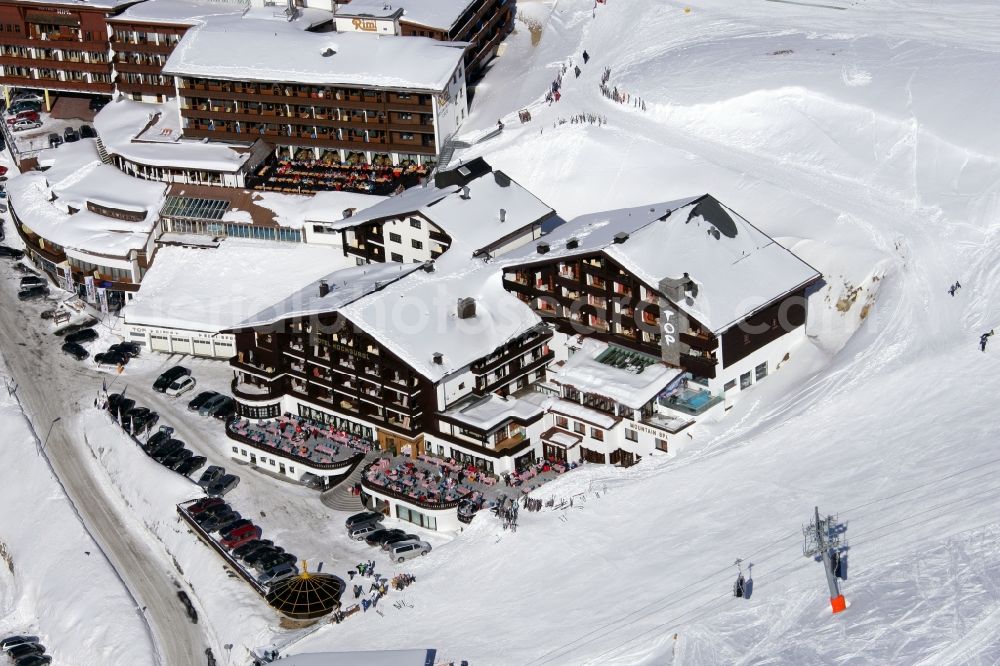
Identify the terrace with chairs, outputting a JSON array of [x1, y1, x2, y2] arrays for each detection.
[[226, 413, 376, 470], [246, 152, 430, 195], [361, 452, 578, 511]]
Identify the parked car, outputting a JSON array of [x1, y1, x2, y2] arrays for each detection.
[[79, 124, 96, 139], [175, 455, 206, 477], [0, 246, 25, 259], [258, 562, 298, 586], [365, 528, 406, 547], [254, 551, 296, 573], [193, 506, 232, 526], [19, 276, 46, 288], [197, 465, 225, 489], [388, 540, 431, 563], [153, 366, 190, 392], [151, 438, 184, 462], [47, 133, 62, 149], [54, 320, 97, 337], [381, 533, 420, 550], [124, 406, 156, 431], [162, 448, 192, 469], [348, 522, 382, 541], [107, 393, 134, 414], [61, 341, 88, 360], [222, 527, 262, 551], [89, 97, 109, 112], [187, 391, 219, 411], [243, 546, 281, 567], [17, 285, 48, 301], [15, 654, 52, 666], [187, 497, 225, 515], [165, 375, 196, 396], [63, 127, 80, 143], [210, 397, 236, 420], [201, 510, 240, 533], [65, 328, 98, 344], [219, 519, 253, 539], [94, 350, 129, 366], [233, 539, 271, 559], [6, 644, 44, 660], [7, 101, 41, 116], [197, 393, 228, 416], [11, 91, 43, 104], [0, 636, 39, 651], [0, 165, 6, 177], [11, 119, 42, 132], [6, 111, 39, 125], [206, 473, 240, 497], [108, 341, 141, 358], [143, 427, 173, 454], [346, 510, 384, 530]]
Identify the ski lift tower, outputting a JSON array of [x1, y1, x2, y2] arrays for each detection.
[[803, 505, 846, 614]]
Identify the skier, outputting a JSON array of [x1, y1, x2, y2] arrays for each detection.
[[582, 50, 590, 64], [948, 281, 961, 296], [574, 65, 581, 78], [980, 330, 994, 352], [497, 119, 504, 132]]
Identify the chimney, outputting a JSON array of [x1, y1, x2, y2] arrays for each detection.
[[318, 279, 330, 297], [566, 238, 579, 250], [460, 185, 470, 200], [537, 241, 550, 254], [457, 297, 476, 319], [499, 208, 507, 223], [494, 171, 511, 187], [613, 232, 629, 244], [433, 352, 444, 365], [421, 261, 435, 273], [342, 207, 354, 218]]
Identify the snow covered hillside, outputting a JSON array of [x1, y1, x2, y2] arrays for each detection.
[[285, 0, 1000, 663]]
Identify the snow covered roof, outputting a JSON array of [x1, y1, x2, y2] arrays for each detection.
[[340, 0, 476, 31], [504, 195, 822, 334], [110, 0, 248, 25], [263, 190, 386, 227], [124, 239, 352, 333], [94, 98, 255, 173], [442, 394, 544, 431], [519, 392, 618, 429], [326, 163, 555, 257], [339, 260, 541, 382], [549, 339, 681, 410], [163, 18, 466, 91], [7, 141, 167, 257], [16, 0, 133, 9], [237, 262, 424, 329]]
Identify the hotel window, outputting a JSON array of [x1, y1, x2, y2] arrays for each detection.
[[231, 446, 238, 453], [755, 362, 768, 381], [740, 372, 752, 390], [409, 218, 421, 229], [411, 239, 423, 250], [655, 438, 669, 452], [590, 427, 604, 442], [388, 232, 401, 243], [391, 252, 403, 263], [625, 428, 638, 442], [724, 380, 736, 391], [555, 415, 568, 429], [573, 421, 585, 435]]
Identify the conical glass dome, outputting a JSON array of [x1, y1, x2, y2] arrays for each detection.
[[266, 562, 344, 620]]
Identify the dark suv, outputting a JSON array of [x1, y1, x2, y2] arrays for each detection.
[[153, 366, 190, 392]]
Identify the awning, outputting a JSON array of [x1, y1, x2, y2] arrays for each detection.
[[26, 11, 80, 27]]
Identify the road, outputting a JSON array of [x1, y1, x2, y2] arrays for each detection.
[[0, 267, 209, 666]]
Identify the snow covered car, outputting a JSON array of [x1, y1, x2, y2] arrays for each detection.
[[165, 375, 196, 396], [17, 285, 48, 301], [0, 636, 39, 651]]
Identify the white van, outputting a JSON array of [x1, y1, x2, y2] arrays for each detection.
[[388, 540, 431, 563]]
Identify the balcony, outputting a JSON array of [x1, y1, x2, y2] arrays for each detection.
[[680, 331, 719, 352], [679, 353, 717, 379], [230, 377, 282, 401]]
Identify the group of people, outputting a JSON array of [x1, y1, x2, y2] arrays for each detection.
[[947, 280, 995, 352], [334, 561, 413, 621]]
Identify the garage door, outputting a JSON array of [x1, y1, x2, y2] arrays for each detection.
[[150, 334, 170, 352]]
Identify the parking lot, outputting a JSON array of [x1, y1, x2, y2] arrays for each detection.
[[3, 91, 100, 158]]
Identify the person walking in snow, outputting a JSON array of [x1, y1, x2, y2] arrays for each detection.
[[948, 281, 961, 296], [980, 330, 994, 352], [582, 50, 590, 64]]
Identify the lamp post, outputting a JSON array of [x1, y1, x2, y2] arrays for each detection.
[[39, 416, 61, 457]]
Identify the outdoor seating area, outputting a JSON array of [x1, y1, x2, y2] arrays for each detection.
[[228, 414, 375, 467], [364, 452, 578, 510], [248, 156, 429, 195]]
